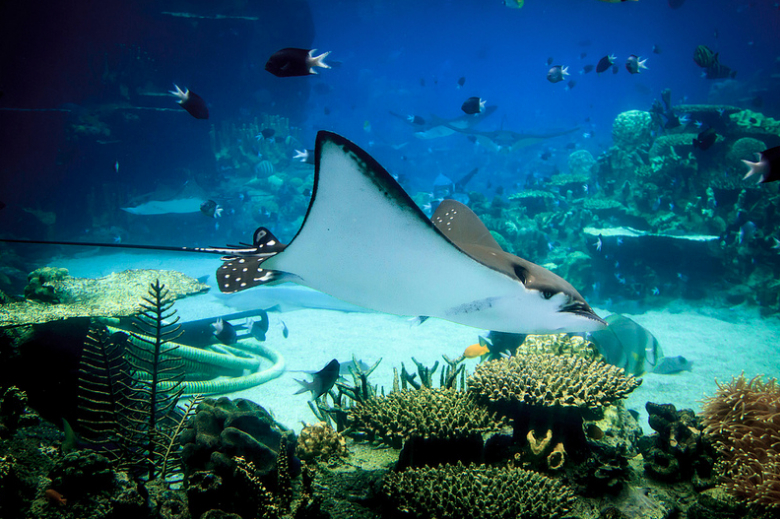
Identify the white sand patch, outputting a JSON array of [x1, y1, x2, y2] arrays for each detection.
[[48, 252, 780, 434]]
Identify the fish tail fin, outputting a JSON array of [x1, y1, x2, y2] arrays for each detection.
[[293, 379, 312, 395], [741, 158, 763, 181], [308, 49, 331, 72]]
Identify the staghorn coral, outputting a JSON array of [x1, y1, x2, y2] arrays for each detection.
[[701, 374, 780, 510], [467, 353, 640, 409], [383, 461, 576, 519], [295, 421, 348, 462], [612, 110, 653, 149], [347, 388, 502, 449]]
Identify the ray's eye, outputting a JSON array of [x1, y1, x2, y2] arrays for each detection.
[[542, 290, 555, 300]]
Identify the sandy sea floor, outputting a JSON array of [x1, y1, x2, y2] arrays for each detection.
[[48, 249, 780, 434]]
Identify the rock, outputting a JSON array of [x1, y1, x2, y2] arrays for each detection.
[[180, 397, 296, 483]]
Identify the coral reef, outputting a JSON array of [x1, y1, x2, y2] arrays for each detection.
[[638, 402, 716, 485], [467, 353, 640, 409], [295, 421, 348, 462], [383, 461, 576, 519], [514, 333, 601, 361], [701, 375, 780, 510], [1, 268, 208, 326], [348, 388, 502, 449]]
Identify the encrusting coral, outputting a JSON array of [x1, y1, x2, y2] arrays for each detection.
[[383, 461, 576, 519], [701, 374, 780, 510]]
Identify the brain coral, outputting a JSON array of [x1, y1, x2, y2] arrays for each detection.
[[383, 461, 576, 519], [612, 110, 653, 149], [701, 374, 780, 510], [567, 149, 598, 177], [467, 353, 640, 409], [347, 388, 502, 448], [726, 137, 766, 167]]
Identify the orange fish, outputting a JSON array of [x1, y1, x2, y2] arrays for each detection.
[[463, 343, 490, 359], [45, 489, 67, 507]]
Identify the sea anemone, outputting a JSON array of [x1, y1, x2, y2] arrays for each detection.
[[700, 374, 780, 510]]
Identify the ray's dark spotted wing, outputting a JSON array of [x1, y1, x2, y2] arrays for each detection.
[[216, 227, 287, 293]]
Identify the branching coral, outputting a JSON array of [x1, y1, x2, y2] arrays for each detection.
[[701, 374, 780, 510]]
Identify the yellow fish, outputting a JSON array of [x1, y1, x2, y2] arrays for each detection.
[[463, 342, 490, 359]]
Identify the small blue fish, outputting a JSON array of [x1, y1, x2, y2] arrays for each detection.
[[281, 319, 289, 339]]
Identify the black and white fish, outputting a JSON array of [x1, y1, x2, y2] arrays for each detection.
[[211, 318, 237, 345], [170, 84, 209, 119], [265, 48, 331, 77]]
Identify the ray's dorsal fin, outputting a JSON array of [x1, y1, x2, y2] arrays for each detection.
[[432, 200, 503, 251]]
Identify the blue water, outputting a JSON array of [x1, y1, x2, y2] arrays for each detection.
[[1, 0, 777, 238]]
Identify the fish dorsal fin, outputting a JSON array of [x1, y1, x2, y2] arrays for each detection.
[[432, 200, 503, 251]]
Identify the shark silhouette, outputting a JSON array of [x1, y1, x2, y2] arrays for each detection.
[[1, 131, 604, 334]]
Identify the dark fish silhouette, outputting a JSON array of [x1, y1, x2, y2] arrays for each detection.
[[247, 309, 269, 341], [265, 48, 331, 77], [693, 128, 717, 151], [743, 146, 780, 183], [461, 96, 485, 115], [294, 359, 340, 399], [211, 318, 237, 345], [596, 55, 615, 73], [170, 85, 209, 119]]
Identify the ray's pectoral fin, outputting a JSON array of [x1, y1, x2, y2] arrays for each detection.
[[432, 199, 601, 324], [216, 227, 291, 293]]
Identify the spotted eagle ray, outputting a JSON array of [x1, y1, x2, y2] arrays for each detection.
[[0, 131, 604, 334], [389, 106, 498, 139], [443, 124, 580, 153]]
